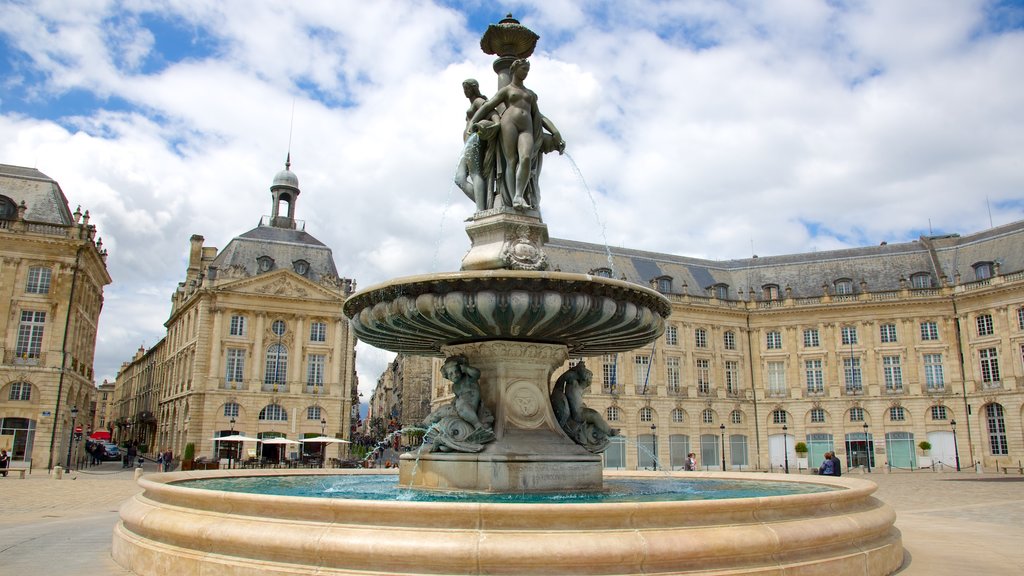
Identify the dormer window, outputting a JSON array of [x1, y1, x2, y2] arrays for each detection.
[[762, 284, 780, 300], [972, 262, 994, 281], [910, 272, 933, 289], [711, 283, 729, 300], [655, 276, 673, 294], [834, 278, 854, 295], [257, 256, 275, 273], [293, 259, 310, 276], [590, 267, 613, 278], [0, 195, 16, 220]]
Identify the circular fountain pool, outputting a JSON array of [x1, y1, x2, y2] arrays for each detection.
[[113, 469, 903, 575]]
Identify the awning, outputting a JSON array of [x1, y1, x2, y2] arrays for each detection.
[[89, 430, 111, 440]]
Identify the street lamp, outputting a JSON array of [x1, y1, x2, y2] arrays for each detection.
[[951, 419, 961, 471], [650, 424, 657, 471], [863, 422, 871, 473], [321, 418, 327, 436], [782, 424, 790, 474], [227, 417, 237, 469], [719, 423, 726, 471], [65, 406, 79, 469]]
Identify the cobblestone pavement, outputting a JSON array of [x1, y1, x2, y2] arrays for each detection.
[[1, 464, 1022, 575]]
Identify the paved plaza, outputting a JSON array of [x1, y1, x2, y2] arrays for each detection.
[[1, 462, 1022, 575]]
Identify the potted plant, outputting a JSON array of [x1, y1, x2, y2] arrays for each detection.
[[918, 441, 931, 455], [793, 442, 809, 470], [181, 442, 196, 471]]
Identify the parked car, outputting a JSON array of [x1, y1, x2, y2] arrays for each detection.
[[100, 442, 121, 461]]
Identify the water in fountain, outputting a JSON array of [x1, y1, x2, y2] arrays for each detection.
[[565, 151, 616, 276], [429, 134, 479, 272]]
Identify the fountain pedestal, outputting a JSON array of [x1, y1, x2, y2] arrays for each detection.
[[400, 341, 604, 492], [460, 210, 550, 271]]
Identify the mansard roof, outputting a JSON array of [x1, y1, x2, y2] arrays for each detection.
[[0, 163, 75, 224], [211, 223, 338, 281]]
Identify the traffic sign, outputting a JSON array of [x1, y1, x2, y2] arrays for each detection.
[[74, 425, 83, 433]]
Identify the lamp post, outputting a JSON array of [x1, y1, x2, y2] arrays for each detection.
[[719, 423, 726, 471], [863, 422, 871, 473], [650, 424, 657, 471], [228, 417, 236, 469], [951, 419, 961, 471], [65, 406, 79, 469], [782, 424, 790, 474]]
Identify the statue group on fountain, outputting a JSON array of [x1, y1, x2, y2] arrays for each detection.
[[422, 354, 495, 452], [550, 361, 619, 453], [456, 58, 565, 214]]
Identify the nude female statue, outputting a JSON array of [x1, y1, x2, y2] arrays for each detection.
[[454, 79, 496, 212]]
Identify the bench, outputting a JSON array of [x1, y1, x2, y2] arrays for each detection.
[[4, 467, 28, 479]]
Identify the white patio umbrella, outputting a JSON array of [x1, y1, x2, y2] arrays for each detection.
[[300, 436, 351, 444], [259, 437, 300, 445], [212, 434, 260, 442]]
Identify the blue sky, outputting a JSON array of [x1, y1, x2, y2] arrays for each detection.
[[2, 0, 1023, 395]]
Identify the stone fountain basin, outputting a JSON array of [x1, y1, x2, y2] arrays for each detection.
[[112, 469, 903, 576], [342, 270, 672, 356]]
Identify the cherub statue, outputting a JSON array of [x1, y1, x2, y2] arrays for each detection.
[[550, 361, 618, 453]]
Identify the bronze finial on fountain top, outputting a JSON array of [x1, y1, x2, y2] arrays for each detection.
[[480, 13, 539, 58]]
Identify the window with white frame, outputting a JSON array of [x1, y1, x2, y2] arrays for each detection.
[[973, 262, 993, 280], [602, 356, 619, 392], [986, 403, 1008, 455], [307, 354, 325, 390], [702, 409, 715, 424], [977, 314, 994, 337], [763, 284, 780, 300], [805, 359, 824, 394], [910, 272, 932, 289], [725, 360, 739, 395], [766, 330, 782, 349], [606, 406, 620, 421], [771, 409, 787, 424], [723, 330, 736, 350], [259, 404, 288, 421], [223, 402, 240, 418], [920, 321, 939, 341], [229, 315, 247, 336], [9, 381, 31, 401], [767, 361, 786, 396], [696, 358, 711, 394], [26, 266, 51, 294], [264, 344, 288, 385], [694, 328, 707, 348], [271, 319, 286, 336], [665, 325, 678, 346], [634, 355, 651, 393], [841, 325, 858, 345], [979, 348, 1000, 383], [843, 357, 862, 392], [666, 356, 680, 394], [810, 408, 826, 423], [16, 310, 46, 358], [930, 405, 947, 420], [225, 348, 245, 383], [879, 323, 898, 343], [730, 410, 743, 424], [924, 354, 944, 390], [849, 407, 865, 422], [310, 321, 327, 342], [639, 406, 653, 422], [1018, 307, 1024, 330], [883, 356, 903, 392], [671, 408, 684, 423], [803, 328, 819, 347], [834, 279, 854, 295], [889, 406, 906, 421], [306, 406, 322, 420], [657, 277, 672, 293], [715, 284, 729, 299]]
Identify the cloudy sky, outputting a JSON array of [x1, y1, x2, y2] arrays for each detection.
[[2, 0, 1023, 399]]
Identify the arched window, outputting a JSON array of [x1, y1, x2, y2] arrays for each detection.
[[985, 403, 1008, 455], [834, 278, 854, 295], [259, 404, 288, 421], [910, 272, 932, 289], [8, 381, 31, 401], [972, 261, 994, 281], [0, 195, 17, 219], [590, 267, 613, 278], [712, 283, 729, 300], [264, 344, 288, 386], [639, 406, 653, 422], [762, 284, 780, 300], [293, 259, 310, 276], [654, 276, 673, 294]]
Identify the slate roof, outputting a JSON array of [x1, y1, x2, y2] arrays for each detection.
[[546, 219, 1024, 298], [0, 163, 74, 225], [211, 223, 339, 281]]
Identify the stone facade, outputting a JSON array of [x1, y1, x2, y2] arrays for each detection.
[[0, 164, 110, 469], [111, 161, 359, 464]]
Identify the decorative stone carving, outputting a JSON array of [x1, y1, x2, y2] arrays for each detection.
[[422, 355, 495, 452], [550, 362, 618, 453]]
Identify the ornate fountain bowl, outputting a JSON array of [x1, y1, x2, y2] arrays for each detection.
[[342, 270, 672, 356]]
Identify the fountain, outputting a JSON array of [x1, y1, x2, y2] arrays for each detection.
[[112, 15, 903, 576]]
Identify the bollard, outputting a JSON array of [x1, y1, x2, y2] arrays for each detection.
[[134, 467, 144, 481], [52, 465, 63, 479], [975, 461, 982, 473]]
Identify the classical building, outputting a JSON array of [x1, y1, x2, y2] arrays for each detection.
[[91, 379, 116, 437], [410, 221, 1024, 472], [366, 354, 433, 438], [112, 159, 359, 465], [0, 164, 111, 469]]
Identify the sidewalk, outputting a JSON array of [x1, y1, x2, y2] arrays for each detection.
[[0, 465, 1022, 575]]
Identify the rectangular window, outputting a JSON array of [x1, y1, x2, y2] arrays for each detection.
[[805, 359, 824, 394], [766, 331, 782, 349], [229, 315, 247, 336], [977, 314, 994, 337], [224, 403, 239, 418], [666, 357, 680, 394], [696, 359, 711, 395], [16, 310, 46, 358], [879, 323, 898, 343], [602, 356, 619, 393], [310, 321, 327, 342], [810, 408, 825, 423], [723, 331, 736, 350], [841, 326, 858, 345], [803, 328, 820, 347], [307, 354, 326, 389], [225, 349, 246, 383], [725, 360, 739, 395], [843, 357, 862, 393], [694, 328, 707, 349], [634, 355, 651, 393], [883, 356, 903, 392], [1018, 307, 1024, 330], [920, 321, 939, 341], [307, 406, 322, 420], [889, 406, 906, 421], [979, 348, 1000, 383], [850, 407, 864, 422], [924, 354, 944, 390], [987, 404, 1008, 455], [665, 325, 678, 346], [930, 405, 947, 420], [767, 361, 786, 396], [26, 266, 52, 294]]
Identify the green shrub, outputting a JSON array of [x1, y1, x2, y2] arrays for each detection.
[[793, 442, 808, 454], [183, 442, 196, 461], [918, 441, 932, 452]]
